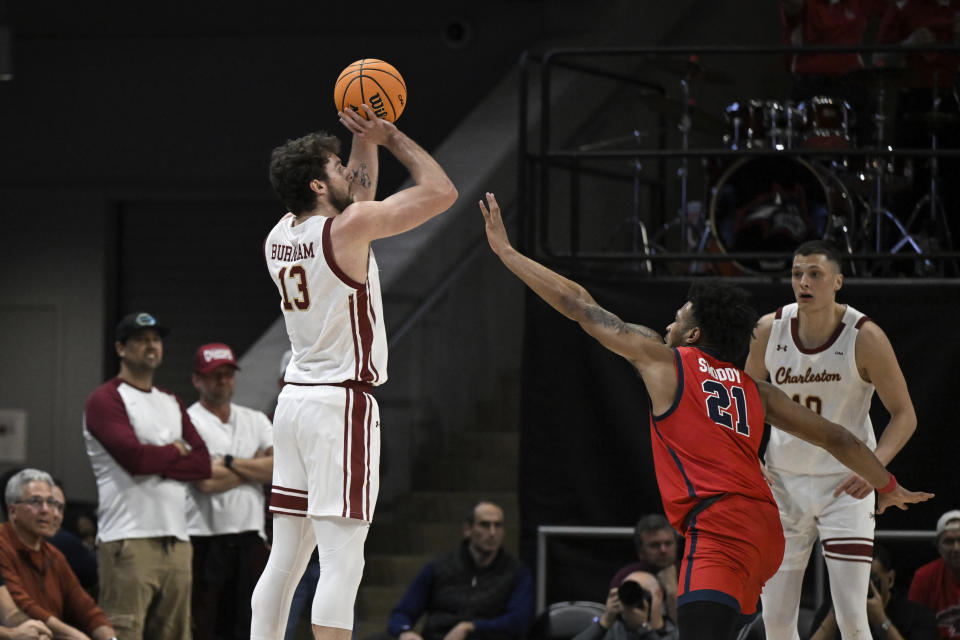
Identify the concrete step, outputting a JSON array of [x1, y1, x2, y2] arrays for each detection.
[[386, 490, 519, 524], [412, 461, 517, 492], [364, 553, 432, 586], [356, 616, 391, 640], [365, 521, 460, 554], [357, 584, 407, 620], [445, 431, 519, 460], [366, 520, 519, 555]]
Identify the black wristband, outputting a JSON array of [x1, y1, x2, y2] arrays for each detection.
[[224, 454, 234, 470]]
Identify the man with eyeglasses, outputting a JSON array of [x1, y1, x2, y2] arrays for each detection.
[[0, 468, 115, 639]]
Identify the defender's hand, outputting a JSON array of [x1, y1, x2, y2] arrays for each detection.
[[877, 483, 933, 515], [479, 192, 511, 255]]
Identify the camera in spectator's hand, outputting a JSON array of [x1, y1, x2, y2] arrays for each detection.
[[617, 580, 653, 610]]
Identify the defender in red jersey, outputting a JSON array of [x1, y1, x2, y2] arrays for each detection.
[[478, 192, 933, 640]]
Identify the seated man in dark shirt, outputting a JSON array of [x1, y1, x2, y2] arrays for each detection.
[[809, 543, 938, 639], [387, 501, 533, 640]]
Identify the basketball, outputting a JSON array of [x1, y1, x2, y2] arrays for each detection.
[[334, 59, 406, 123]]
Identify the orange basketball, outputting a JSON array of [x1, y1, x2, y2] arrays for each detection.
[[334, 59, 406, 123]]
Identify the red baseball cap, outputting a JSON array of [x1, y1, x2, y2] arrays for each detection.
[[193, 343, 240, 374]]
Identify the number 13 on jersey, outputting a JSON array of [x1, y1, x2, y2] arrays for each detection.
[[278, 266, 310, 311]]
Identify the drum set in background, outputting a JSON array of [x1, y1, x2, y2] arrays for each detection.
[[638, 63, 957, 275]]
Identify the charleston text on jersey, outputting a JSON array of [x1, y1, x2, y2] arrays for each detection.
[[774, 366, 842, 385]]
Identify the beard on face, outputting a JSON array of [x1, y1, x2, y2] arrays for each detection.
[[330, 185, 353, 213]]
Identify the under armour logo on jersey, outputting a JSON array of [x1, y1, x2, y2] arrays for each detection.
[[776, 344, 788, 352]]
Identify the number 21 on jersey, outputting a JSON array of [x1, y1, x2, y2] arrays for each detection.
[[701, 380, 750, 436]]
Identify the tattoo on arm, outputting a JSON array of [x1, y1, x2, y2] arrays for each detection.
[[583, 306, 662, 341], [350, 163, 371, 189]]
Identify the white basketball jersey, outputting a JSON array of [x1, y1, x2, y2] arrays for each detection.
[[764, 302, 876, 474], [264, 214, 387, 385]]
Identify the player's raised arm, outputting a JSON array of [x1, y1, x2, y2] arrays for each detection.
[[345, 126, 379, 203], [757, 380, 933, 514], [479, 192, 667, 371], [334, 104, 457, 243]]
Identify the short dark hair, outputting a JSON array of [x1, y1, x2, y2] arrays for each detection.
[[794, 240, 843, 273], [633, 513, 673, 555], [269, 132, 342, 215], [465, 500, 502, 525], [873, 543, 892, 572], [686, 280, 759, 368]]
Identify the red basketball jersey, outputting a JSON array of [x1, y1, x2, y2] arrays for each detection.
[[650, 347, 776, 534]]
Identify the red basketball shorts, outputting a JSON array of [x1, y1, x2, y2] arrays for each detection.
[[677, 494, 784, 615]]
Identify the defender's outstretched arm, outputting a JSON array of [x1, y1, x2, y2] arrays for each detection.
[[479, 192, 665, 370]]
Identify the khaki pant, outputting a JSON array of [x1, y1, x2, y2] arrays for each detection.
[[98, 537, 192, 640]]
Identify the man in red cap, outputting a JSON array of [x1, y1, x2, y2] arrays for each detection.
[[186, 342, 274, 640], [909, 509, 960, 638]]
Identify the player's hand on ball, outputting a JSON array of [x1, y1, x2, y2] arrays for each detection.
[[876, 483, 934, 515], [479, 192, 511, 254], [338, 104, 396, 145], [834, 472, 873, 499]]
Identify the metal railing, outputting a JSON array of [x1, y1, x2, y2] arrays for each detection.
[[535, 524, 936, 613], [519, 44, 960, 275]]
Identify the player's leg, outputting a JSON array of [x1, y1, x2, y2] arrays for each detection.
[[251, 386, 317, 640], [820, 491, 875, 640], [309, 516, 370, 640], [678, 601, 740, 640], [759, 568, 805, 640], [761, 469, 819, 640], [251, 515, 318, 640]]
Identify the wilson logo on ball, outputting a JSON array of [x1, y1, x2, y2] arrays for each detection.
[[334, 59, 406, 123]]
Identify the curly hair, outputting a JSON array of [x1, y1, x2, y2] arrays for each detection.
[[686, 280, 759, 368], [268, 132, 342, 215], [794, 239, 843, 273]]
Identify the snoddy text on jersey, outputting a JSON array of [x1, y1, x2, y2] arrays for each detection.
[[698, 358, 742, 383], [774, 366, 842, 385], [270, 242, 315, 262]]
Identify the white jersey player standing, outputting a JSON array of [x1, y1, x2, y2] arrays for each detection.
[[251, 104, 458, 640], [746, 240, 918, 640]]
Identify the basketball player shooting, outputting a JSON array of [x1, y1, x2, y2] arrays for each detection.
[[478, 192, 932, 640], [251, 104, 457, 640]]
